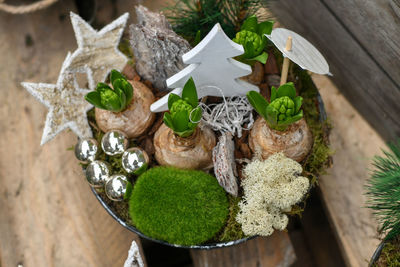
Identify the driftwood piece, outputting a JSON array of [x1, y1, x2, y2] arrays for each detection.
[[129, 5, 191, 91], [212, 132, 238, 196]]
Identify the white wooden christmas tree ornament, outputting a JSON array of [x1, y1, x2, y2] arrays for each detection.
[[266, 28, 331, 77], [67, 12, 129, 85], [21, 53, 93, 145], [150, 23, 259, 112]]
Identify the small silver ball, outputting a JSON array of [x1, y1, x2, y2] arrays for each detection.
[[101, 130, 128, 156], [105, 174, 128, 201], [85, 160, 110, 188], [122, 147, 149, 174], [75, 138, 98, 163]]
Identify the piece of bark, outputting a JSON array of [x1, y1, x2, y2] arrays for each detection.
[[130, 5, 191, 91], [241, 61, 265, 85], [212, 132, 239, 196], [239, 143, 252, 159], [266, 74, 281, 88], [265, 51, 280, 74], [259, 82, 269, 100], [148, 114, 163, 135]]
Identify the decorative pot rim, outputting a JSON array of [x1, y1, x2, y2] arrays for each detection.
[[369, 241, 386, 267], [89, 90, 328, 249], [90, 186, 257, 249]]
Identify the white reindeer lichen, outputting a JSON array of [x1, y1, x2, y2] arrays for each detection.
[[236, 152, 309, 236]]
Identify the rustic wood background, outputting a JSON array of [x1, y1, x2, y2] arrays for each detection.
[[270, 0, 400, 142], [0, 0, 391, 266]]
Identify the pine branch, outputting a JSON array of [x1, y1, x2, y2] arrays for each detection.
[[164, 0, 270, 42], [366, 140, 400, 240]]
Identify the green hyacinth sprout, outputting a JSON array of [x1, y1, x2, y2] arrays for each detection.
[[366, 140, 400, 241], [247, 82, 303, 131], [163, 77, 202, 138], [233, 15, 274, 64], [85, 70, 133, 113]]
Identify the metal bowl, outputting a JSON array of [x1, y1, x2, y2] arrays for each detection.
[[90, 85, 328, 249], [369, 241, 385, 267]]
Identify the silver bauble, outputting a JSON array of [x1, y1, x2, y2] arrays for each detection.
[[105, 174, 128, 201], [101, 130, 128, 156], [75, 138, 98, 163], [122, 147, 149, 174], [85, 160, 110, 188]]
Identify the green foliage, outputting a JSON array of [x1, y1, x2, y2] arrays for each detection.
[[164, 77, 202, 137], [232, 15, 273, 64], [85, 70, 133, 112], [218, 195, 245, 242], [164, 0, 268, 43], [293, 65, 332, 185], [129, 166, 229, 246], [247, 82, 303, 131], [366, 140, 400, 241]]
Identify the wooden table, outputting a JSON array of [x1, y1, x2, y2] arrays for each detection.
[[0, 1, 385, 266]]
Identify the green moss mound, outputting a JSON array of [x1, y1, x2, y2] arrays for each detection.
[[129, 166, 229, 246]]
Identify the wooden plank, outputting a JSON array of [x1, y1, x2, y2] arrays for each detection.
[[270, 0, 400, 142], [190, 233, 296, 267], [322, 0, 400, 86], [311, 74, 384, 267], [0, 1, 145, 267]]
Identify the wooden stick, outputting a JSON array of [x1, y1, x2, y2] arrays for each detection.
[[280, 36, 293, 85]]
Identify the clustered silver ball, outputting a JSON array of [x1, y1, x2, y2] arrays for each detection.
[[105, 174, 129, 201], [74, 130, 149, 201], [75, 138, 99, 163], [85, 160, 110, 188], [101, 130, 129, 156], [122, 147, 149, 174]]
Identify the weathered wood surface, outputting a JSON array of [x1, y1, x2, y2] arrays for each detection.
[[190, 233, 296, 267], [312, 74, 384, 267], [270, 0, 400, 142], [0, 0, 390, 266], [0, 1, 145, 267]]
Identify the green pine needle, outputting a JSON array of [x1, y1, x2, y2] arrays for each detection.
[[366, 140, 400, 241], [164, 0, 270, 43]]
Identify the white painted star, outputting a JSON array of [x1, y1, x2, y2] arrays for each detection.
[[22, 53, 94, 145], [67, 12, 129, 86]]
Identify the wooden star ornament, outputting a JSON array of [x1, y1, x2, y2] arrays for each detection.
[[22, 53, 93, 145], [67, 12, 129, 85]]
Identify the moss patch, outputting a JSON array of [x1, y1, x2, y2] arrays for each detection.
[[374, 237, 400, 267], [295, 67, 333, 185], [217, 195, 245, 242], [129, 167, 229, 246]]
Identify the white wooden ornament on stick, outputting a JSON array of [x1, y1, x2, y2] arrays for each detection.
[[67, 12, 129, 86], [150, 23, 259, 112], [266, 28, 331, 76], [280, 36, 292, 85]]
